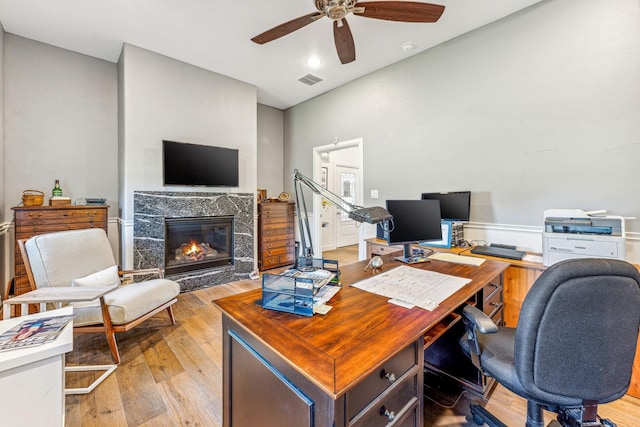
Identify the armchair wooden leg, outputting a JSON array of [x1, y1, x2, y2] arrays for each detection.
[[167, 305, 176, 325], [99, 296, 121, 364]]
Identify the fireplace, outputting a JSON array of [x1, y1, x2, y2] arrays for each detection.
[[164, 216, 234, 275], [134, 191, 254, 292]]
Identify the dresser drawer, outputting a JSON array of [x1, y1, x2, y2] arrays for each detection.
[[261, 246, 293, 257], [262, 221, 294, 231], [260, 252, 295, 269], [261, 240, 294, 250], [260, 215, 293, 224], [370, 243, 403, 256], [15, 209, 107, 224], [261, 232, 295, 243], [347, 341, 418, 420], [350, 373, 419, 427], [260, 203, 294, 213], [16, 221, 106, 235]]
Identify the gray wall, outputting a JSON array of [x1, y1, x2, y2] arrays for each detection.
[[4, 35, 119, 217], [257, 104, 285, 199], [1, 35, 119, 295], [284, 0, 640, 235], [118, 44, 258, 220], [0, 24, 7, 292]]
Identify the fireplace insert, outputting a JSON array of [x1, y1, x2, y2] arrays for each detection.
[[164, 216, 234, 275]]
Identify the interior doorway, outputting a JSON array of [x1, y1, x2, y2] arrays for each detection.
[[311, 139, 364, 260]]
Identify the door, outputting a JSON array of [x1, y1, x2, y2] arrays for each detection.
[[336, 165, 359, 247]]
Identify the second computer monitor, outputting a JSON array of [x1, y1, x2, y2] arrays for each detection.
[[421, 191, 471, 221]]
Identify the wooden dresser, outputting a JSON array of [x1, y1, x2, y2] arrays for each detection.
[[10, 205, 109, 299], [257, 202, 295, 271]]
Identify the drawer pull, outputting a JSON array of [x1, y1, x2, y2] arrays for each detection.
[[379, 406, 395, 422], [380, 369, 396, 384]]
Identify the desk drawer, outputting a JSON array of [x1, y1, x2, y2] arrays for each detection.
[[483, 285, 503, 317], [347, 341, 417, 420], [350, 373, 418, 427]]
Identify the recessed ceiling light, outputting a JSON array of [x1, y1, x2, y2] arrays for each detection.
[[401, 42, 417, 52], [306, 56, 322, 68]]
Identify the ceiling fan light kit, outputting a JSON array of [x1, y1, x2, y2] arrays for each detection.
[[251, 1, 445, 64]]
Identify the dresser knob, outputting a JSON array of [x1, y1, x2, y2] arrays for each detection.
[[379, 406, 395, 422], [380, 369, 396, 383]]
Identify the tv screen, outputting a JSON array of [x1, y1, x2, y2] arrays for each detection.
[[163, 140, 239, 187], [421, 191, 471, 221], [384, 199, 442, 262]]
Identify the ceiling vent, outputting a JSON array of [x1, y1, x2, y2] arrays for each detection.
[[298, 74, 323, 86]]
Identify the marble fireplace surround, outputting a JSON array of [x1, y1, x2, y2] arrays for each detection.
[[133, 191, 254, 292]]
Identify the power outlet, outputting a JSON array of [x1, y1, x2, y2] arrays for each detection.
[[370, 189, 379, 199]]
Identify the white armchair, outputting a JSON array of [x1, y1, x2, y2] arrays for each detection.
[[18, 228, 180, 364]]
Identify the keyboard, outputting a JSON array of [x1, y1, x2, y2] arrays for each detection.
[[470, 245, 526, 260]]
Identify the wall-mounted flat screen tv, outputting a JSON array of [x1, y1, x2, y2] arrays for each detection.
[[163, 140, 239, 187]]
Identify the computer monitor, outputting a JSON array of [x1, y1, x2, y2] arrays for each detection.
[[420, 191, 471, 221], [385, 199, 442, 264]]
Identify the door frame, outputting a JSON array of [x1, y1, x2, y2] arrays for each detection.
[[312, 138, 364, 260]]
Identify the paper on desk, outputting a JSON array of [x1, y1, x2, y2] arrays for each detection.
[[313, 285, 340, 306], [428, 252, 485, 266], [352, 265, 471, 311]]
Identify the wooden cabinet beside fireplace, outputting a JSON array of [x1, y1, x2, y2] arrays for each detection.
[[10, 205, 109, 299], [257, 202, 295, 271]]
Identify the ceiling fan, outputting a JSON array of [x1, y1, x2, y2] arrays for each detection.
[[251, 0, 445, 65]]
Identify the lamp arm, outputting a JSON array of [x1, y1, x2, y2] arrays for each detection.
[[292, 169, 393, 259], [293, 169, 358, 214]]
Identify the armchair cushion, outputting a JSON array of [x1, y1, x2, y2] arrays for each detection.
[[72, 278, 180, 326], [72, 265, 121, 288]]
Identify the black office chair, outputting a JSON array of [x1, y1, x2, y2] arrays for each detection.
[[461, 258, 640, 427]]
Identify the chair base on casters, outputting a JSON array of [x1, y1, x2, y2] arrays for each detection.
[[469, 403, 507, 427], [468, 403, 617, 427]]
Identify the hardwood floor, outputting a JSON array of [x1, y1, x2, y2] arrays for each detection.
[[323, 244, 360, 265], [64, 252, 640, 426]]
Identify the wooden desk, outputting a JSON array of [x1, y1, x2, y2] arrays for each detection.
[[214, 256, 508, 427]]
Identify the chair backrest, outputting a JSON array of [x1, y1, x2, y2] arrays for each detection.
[[22, 228, 116, 289], [515, 258, 640, 404]]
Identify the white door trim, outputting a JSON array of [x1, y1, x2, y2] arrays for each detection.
[[312, 139, 364, 260]]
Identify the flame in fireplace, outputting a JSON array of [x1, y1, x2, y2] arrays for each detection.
[[184, 240, 201, 257]]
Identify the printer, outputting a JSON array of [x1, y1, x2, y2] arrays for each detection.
[[542, 209, 626, 266]]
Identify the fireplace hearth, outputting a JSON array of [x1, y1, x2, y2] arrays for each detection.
[[164, 216, 233, 275]]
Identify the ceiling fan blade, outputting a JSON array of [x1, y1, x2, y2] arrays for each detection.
[[333, 19, 356, 64], [251, 12, 324, 44], [353, 1, 445, 23]]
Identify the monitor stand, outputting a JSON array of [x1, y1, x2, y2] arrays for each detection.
[[394, 243, 431, 265]]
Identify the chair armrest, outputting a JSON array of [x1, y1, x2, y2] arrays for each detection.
[[461, 304, 498, 371], [462, 305, 498, 334]]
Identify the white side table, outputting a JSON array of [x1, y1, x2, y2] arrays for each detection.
[[2, 286, 118, 395], [0, 306, 73, 427]]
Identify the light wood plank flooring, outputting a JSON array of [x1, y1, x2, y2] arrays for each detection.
[[64, 255, 640, 426], [324, 244, 360, 265]]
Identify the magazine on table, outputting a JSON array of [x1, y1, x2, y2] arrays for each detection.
[[0, 314, 76, 352]]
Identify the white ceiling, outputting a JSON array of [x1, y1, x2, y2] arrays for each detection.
[[0, 0, 543, 110]]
